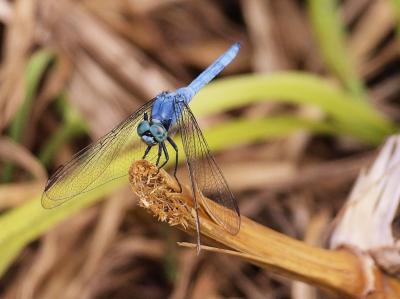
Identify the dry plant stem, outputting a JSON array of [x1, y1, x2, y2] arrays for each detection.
[[128, 160, 400, 298]]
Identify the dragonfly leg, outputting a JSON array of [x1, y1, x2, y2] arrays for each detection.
[[167, 137, 182, 193], [194, 205, 201, 255], [142, 145, 152, 159], [155, 143, 163, 166], [158, 142, 169, 169], [143, 112, 149, 121], [186, 159, 202, 254]]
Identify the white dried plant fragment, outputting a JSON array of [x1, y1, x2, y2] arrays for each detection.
[[330, 135, 400, 276]]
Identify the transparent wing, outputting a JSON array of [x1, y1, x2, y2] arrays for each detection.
[[42, 99, 156, 208], [174, 101, 240, 234]]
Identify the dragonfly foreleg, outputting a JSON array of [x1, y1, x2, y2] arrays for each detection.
[[155, 143, 163, 166], [158, 142, 169, 169], [143, 112, 149, 121], [142, 145, 152, 159], [167, 137, 182, 193]]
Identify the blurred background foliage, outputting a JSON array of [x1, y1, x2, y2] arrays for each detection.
[[0, 0, 399, 298]]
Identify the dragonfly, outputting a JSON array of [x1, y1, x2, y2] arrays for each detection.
[[42, 43, 241, 250]]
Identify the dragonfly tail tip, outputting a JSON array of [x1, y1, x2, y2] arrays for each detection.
[[233, 42, 241, 51]]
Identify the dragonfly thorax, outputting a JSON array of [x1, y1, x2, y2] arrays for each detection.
[[137, 119, 168, 146]]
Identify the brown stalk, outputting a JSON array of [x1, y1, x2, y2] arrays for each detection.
[[129, 160, 400, 298]]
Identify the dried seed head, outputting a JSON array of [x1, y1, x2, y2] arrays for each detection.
[[129, 160, 194, 229]]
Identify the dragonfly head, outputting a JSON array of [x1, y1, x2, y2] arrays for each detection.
[[137, 120, 168, 146]]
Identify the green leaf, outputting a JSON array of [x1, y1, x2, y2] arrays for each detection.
[[192, 72, 395, 144], [308, 0, 366, 99], [2, 50, 55, 182]]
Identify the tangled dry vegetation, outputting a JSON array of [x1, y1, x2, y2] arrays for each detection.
[[1, 0, 400, 298]]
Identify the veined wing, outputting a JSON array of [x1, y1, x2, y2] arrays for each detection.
[[174, 101, 240, 234], [42, 99, 155, 208]]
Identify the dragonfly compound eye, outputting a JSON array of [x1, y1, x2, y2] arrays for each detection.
[[137, 121, 151, 136], [150, 124, 167, 142]]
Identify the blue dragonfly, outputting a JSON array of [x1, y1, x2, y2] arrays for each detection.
[[42, 43, 241, 249]]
